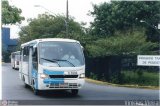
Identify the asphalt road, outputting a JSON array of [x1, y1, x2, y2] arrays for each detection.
[[2, 63, 160, 105]]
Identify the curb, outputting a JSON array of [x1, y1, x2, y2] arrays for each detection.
[[85, 78, 159, 90]]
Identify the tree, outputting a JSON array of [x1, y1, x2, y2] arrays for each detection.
[[86, 29, 158, 57], [90, 1, 160, 42], [2, 0, 24, 24], [19, 13, 85, 43]]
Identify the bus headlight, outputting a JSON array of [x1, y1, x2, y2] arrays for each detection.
[[40, 73, 49, 79], [79, 73, 85, 78]]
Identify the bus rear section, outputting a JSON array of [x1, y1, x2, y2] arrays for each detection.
[[11, 51, 20, 70], [19, 38, 85, 95]]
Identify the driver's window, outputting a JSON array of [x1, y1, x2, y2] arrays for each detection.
[[32, 48, 38, 70]]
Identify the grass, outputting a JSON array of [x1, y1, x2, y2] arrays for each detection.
[[87, 70, 159, 89], [121, 70, 159, 86], [85, 78, 159, 90]]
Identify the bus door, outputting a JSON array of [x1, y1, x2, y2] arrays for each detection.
[[28, 47, 33, 85], [21, 46, 29, 84]]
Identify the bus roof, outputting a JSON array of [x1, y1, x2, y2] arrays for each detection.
[[21, 38, 80, 47]]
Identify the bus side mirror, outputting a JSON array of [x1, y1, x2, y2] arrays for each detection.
[[81, 46, 84, 51]]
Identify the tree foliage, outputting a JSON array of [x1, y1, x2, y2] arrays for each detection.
[[90, 1, 160, 42], [2, 0, 24, 25], [86, 29, 158, 57], [19, 13, 85, 43]]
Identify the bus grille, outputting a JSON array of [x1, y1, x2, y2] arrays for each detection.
[[49, 83, 78, 88], [49, 75, 78, 78]]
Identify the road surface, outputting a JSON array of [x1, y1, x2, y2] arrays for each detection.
[[2, 63, 159, 105]]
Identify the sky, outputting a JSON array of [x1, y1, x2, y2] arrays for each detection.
[[6, 0, 110, 38]]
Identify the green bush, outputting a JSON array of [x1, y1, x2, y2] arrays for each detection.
[[121, 70, 159, 86], [110, 75, 120, 84], [89, 72, 98, 80]]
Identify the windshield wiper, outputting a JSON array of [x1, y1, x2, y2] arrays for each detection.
[[52, 59, 75, 67], [40, 58, 60, 67]]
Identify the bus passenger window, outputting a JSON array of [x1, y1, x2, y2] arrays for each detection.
[[23, 47, 29, 62]]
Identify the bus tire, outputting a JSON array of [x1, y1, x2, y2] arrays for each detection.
[[32, 80, 39, 95], [24, 83, 29, 88], [33, 87, 39, 95], [71, 89, 79, 95], [13, 64, 15, 69]]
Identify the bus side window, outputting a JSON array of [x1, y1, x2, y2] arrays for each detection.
[[32, 48, 38, 70], [23, 46, 29, 62]]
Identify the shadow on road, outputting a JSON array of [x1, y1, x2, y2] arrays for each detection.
[[25, 85, 82, 99], [40, 90, 81, 98]]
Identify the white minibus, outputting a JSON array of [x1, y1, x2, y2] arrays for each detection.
[[19, 38, 85, 95], [11, 51, 20, 70]]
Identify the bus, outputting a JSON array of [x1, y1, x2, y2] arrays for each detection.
[[11, 51, 20, 70], [19, 38, 85, 95]]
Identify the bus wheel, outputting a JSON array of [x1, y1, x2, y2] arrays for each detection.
[[71, 89, 79, 95], [24, 83, 29, 88], [32, 82, 39, 95], [33, 87, 39, 95]]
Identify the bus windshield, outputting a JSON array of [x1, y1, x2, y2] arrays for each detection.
[[39, 41, 84, 67]]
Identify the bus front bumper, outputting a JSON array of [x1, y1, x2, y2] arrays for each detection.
[[38, 78, 85, 90]]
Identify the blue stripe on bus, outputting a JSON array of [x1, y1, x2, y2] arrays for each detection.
[[43, 69, 64, 75], [43, 69, 64, 84], [43, 78, 64, 84], [32, 68, 38, 89], [32, 69, 37, 78]]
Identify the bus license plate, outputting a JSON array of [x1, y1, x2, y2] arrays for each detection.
[[59, 83, 68, 87], [68, 71, 77, 75]]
